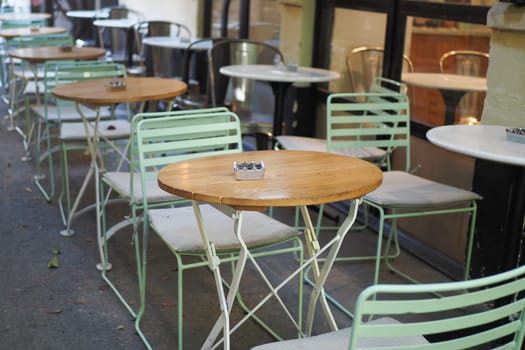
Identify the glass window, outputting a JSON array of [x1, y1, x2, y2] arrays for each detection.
[[326, 4, 492, 126], [211, 0, 281, 42], [407, 17, 491, 125], [328, 9, 388, 93]]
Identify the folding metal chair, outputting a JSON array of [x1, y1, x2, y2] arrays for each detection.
[[252, 263, 525, 350], [100, 108, 304, 349]]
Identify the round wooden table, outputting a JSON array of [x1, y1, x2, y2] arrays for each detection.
[[53, 77, 187, 105], [53, 77, 187, 269], [158, 149, 381, 210], [158, 149, 382, 346], [9, 46, 106, 64], [0, 26, 66, 39], [5, 46, 107, 133]]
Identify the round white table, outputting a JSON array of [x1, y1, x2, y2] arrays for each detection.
[[402, 72, 487, 125], [65, 9, 109, 19], [427, 125, 524, 167], [0, 12, 50, 21], [93, 18, 138, 29], [220, 64, 340, 138], [427, 124, 525, 276], [66, 9, 109, 47], [94, 18, 139, 66], [142, 36, 211, 50]]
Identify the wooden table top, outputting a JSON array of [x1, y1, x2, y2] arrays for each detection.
[[158, 150, 382, 210], [8, 46, 106, 63], [0, 26, 66, 39], [52, 77, 188, 105]]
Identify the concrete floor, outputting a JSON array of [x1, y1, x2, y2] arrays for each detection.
[[0, 101, 452, 350]]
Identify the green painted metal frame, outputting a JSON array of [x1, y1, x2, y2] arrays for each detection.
[[304, 84, 479, 319], [100, 108, 304, 349], [31, 60, 125, 207], [253, 263, 525, 350], [4, 33, 74, 152]]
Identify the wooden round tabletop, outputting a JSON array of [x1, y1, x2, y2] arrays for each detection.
[[0, 26, 66, 39], [52, 77, 188, 105], [158, 150, 382, 210], [8, 46, 106, 63]]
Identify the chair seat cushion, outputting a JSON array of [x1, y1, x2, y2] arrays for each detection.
[[22, 80, 45, 95], [32, 104, 112, 122], [60, 120, 130, 140], [364, 171, 482, 208], [103, 171, 182, 204], [149, 204, 300, 252], [251, 317, 428, 350], [14, 67, 48, 80], [275, 135, 387, 161]]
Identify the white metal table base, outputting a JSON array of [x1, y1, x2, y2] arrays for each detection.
[[60, 103, 131, 271], [195, 199, 361, 350]]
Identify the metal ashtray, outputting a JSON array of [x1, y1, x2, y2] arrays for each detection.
[[105, 80, 127, 91], [60, 45, 73, 52], [505, 127, 525, 144], [285, 63, 299, 72], [233, 161, 265, 181]]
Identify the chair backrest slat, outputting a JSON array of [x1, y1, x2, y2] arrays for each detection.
[[326, 86, 410, 171], [8, 32, 74, 49], [208, 38, 284, 109], [134, 110, 242, 199], [43, 61, 127, 111], [348, 264, 525, 349]]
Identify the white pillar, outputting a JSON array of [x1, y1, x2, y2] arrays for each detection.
[[482, 2, 525, 127]]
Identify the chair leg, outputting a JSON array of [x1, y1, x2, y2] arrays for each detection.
[[58, 140, 71, 226], [135, 215, 153, 350], [34, 119, 55, 202], [384, 203, 478, 284], [231, 241, 304, 341], [463, 201, 478, 281]]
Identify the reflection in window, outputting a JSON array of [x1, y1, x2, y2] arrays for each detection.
[[408, 18, 490, 125], [328, 9, 388, 93], [211, 0, 281, 43]]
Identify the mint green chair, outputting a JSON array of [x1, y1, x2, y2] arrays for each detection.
[[275, 77, 406, 231], [279, 81, 481, 318], [5, 33, 74, 155], [332, 89, 478, 299], [100, 108, 304, 349], [52, 62, 130, 230], [29, 61, 128, 227], [252, 263, 525, 349]]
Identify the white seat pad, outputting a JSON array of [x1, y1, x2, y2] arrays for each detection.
[[365, 170, 482, 208], [60, 120, 130, 140], [251, 317, 428, 350], [276, 135, 387, 161], [103, 171, 182, 204], [32, 104, 112, 122], [149, 204, 300, 252]]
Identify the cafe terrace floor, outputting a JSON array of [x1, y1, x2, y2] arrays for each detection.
[[0, 100, 450, 350]]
